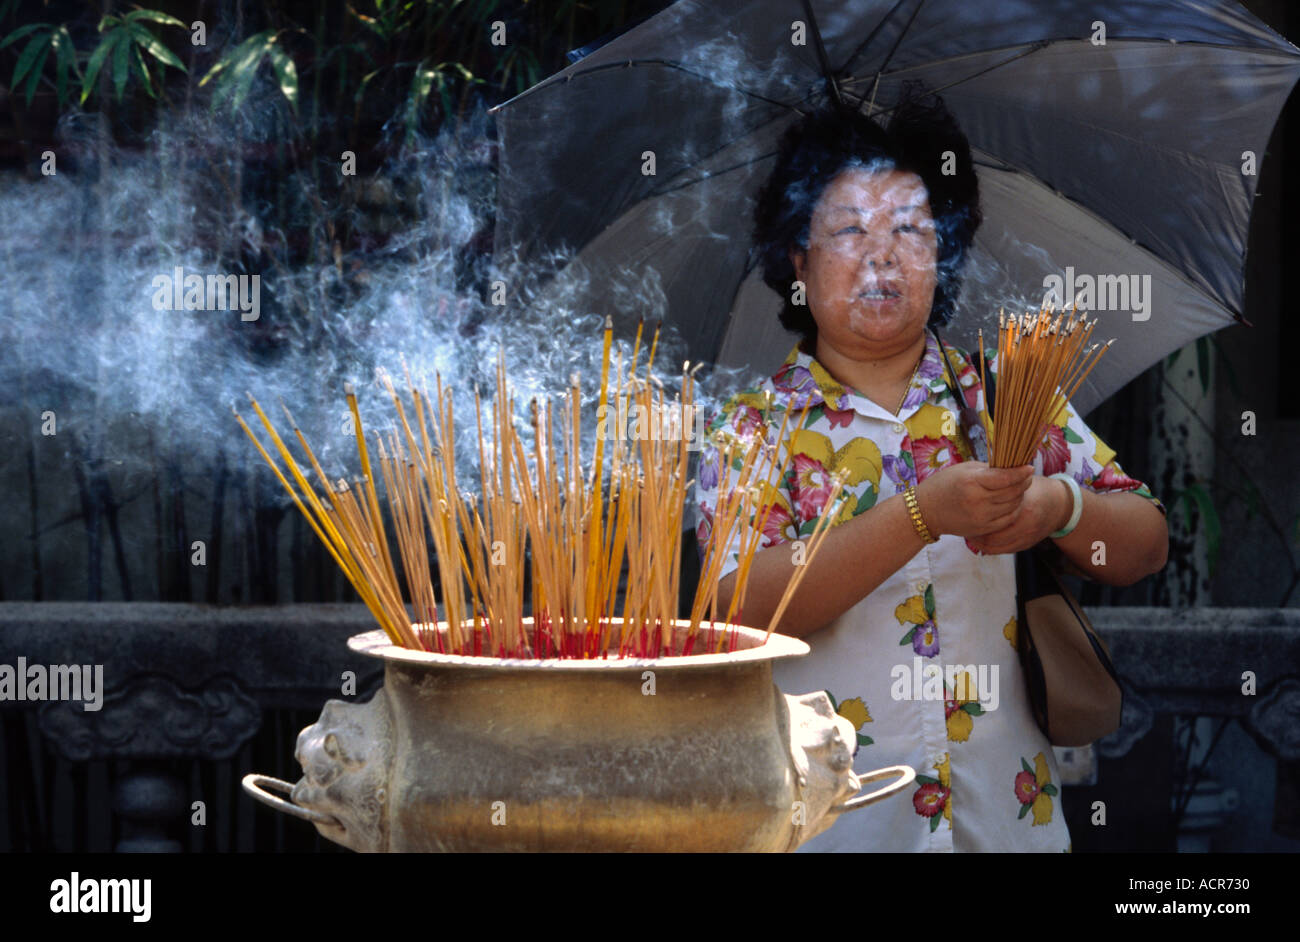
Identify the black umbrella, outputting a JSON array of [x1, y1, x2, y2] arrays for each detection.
[[490, 0, 1300, 413]]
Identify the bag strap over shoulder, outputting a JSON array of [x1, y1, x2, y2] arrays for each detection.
[[929, 324, 991, 463]]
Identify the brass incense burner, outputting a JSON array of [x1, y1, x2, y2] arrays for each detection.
[[244, 620, 914, 852]]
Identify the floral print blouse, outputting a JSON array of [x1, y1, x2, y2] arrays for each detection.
[[693, 331, 1165, 853]]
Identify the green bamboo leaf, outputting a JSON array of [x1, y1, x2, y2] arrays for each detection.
[[267, 41, 298, 111], [200, 29, 271, 89], [353, 68, 380, 107], [124, 9, 187, 28], [206, 31, 275, 112], [111, 29, 131, 100], [227, 64, 259, 111], [348, 8, 386, 38], [12, 30, 51, 89], [131, 40, 155, 98], [1182, 482, 1221, 576], [410, 63, 436, 106], [128, 22, 186, 72], [81, 33, 119, 103], [51, 26, 75, 105], [524, 50, 542, 88], [498, 45, 517, 89], [0, 22, 49, 51], [22, 38, 50, 104]]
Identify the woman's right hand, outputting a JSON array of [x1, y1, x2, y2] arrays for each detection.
[[913, 462, 1033, 538]]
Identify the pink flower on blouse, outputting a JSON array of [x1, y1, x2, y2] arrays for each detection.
[[791, 452, 834, 522], [912, 436, 962, 481], [695, 505, 713, 548], [824, 406, 854, 429], [913, 782, 949, 818], [1036, 424, 1070, 476], [759, 499, 797, 546], [727, 404, 764, 438], [1014, 770, 1041, 805], [1091, 462, 1142, 492]]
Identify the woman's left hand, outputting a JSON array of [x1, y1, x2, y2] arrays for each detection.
[[964, 475, 1070, 556]]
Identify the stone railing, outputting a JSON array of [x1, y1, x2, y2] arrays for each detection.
[[1, 604, 1297, 851]]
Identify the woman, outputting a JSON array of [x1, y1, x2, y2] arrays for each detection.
[[693, 93, 1169, 852]]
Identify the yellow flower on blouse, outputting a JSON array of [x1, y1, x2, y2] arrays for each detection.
[[1014, 751, 1059, 826], [1003, 615, 1018, 649], [945, 671, 981, 742], [936, 753, 952, 825], [906, 402, 955, 441], [788, 429, 883, 488], [836, 697, 872, 731], [1032, 752, 1054, 826], [895, 595, 929, 627]]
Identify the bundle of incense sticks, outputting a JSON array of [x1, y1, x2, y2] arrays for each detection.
[[977, 303, 1113, 468], [234, 318, 848, 659]]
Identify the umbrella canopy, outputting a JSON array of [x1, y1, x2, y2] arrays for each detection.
[[490, 0, 1300, 413]]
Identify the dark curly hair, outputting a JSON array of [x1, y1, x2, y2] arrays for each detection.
[[751, 87, 982, 347]]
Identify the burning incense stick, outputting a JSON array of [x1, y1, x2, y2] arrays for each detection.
[[978, 303, 1113, 468], [236, 320, 846, 659]]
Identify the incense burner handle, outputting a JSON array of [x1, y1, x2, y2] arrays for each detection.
[[828, 764, 916, 815], [242, 773, 344, 828]]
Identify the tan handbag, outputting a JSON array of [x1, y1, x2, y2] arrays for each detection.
[[1015, 545, 1123, 746], [931, 327, 1123, 747]]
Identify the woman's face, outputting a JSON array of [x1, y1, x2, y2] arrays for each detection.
[[790, 165, 938, 359]]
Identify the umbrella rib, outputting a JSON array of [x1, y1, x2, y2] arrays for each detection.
[[489, 57, 808, 115], [641, 85, 829, 200], [847, 36, 1300, 85], [838, 0, 914, 83], [863, 0, 927, 117], [648, 149, 780, 201], [799, 0, 844, 106], [845, 41, 1050, 120]]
